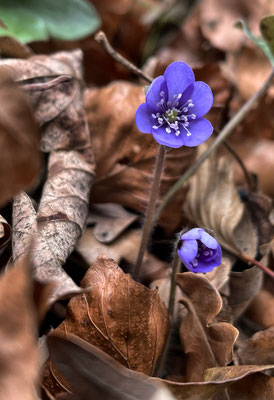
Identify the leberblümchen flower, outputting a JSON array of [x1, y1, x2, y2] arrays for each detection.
[[178, 228, 222, 273], [135, 62, 213, 148]]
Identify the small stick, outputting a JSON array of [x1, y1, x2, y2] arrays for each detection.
[[94, 31, 153, 84], [168, 251, 181, 318], [154, 68, 274, 221], [132, 145, 166, 280]]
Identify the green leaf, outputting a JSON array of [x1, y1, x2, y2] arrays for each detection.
[[235, 18, 274, 66], [260, 15, 274, 59], [0, 0, 101, 44]]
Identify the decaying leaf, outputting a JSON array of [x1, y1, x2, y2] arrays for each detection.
[[0, 214, 11, 250], [76, 226, 142, 266], [45, 334, 175, 400], [0, 69, 40, 207], [0, 256, 39, 400], [226, 266, 263, 321], [152, 364, 274, 400], [176, 272, 238, 381], [51, 255, 170, 376], [237, 326, 274, 365], [87, 203, 139, 244], [84, 81, 196, 234], [184, 148, 258, 259], [9, 50, 95, 302]]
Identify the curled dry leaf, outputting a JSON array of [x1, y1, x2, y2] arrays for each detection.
[[237, 326, 274, 365], [0, 69, 40, 207], [176, 272, 238, 382], [184, 148, 258, 259], [87, 203, 139, 244], [0, 214, 11, 250], [9, 50, 95, 301], [45, 334, 175, 400], [152, 364, 274, 400], [51, 255, 170, 376], [0, 256, 39, 400], [84, 81, 196, 234], [226, 266, 263, 321]]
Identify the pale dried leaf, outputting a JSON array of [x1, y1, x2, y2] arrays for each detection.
[[184, 148, 258, 258], [52, 255, 170, 375], [177, 273, 238, 381]]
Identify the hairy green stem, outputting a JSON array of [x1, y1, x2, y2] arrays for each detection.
[[154, 68, 274, 222], [133, 145, 166, 280]]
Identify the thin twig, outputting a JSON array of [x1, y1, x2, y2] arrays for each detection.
[[240, 253, 274, 279], [133, 145, 166, 280], [94, 31, 153, 84], [154, 68, 274, 222]]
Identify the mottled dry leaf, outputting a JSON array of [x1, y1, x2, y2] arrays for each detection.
[[0, 69, 40, 207], [84, 81, 196, 233], [87, 203, 138, 243], [226, 266, 263, 320], [76, 227, 141, 266], [52, 255, 170, 375], [0, 214, 11, 250], [177, 273, 238, 382], [0, 257, 39, 400], [10, 50, 95, 302], [237, 326, 274, 365], [184, 149, 258, 258], [152, 365, 274, 400], [45, 334, 175, 400]]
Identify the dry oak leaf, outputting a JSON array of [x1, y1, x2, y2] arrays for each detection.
[[237, 326, 274, 365], [84, 81, 196, 234], [177, 272, 238, 382], [45, 334, 175, 400], [53, 255, 170, 375], [0, 256, 39, 400], [0, 69, 40, 207], [184, 148, 258, 259]]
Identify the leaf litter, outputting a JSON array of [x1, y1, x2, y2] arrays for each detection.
[[0, 1, 274, 399]]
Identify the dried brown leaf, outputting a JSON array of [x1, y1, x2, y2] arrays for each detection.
[[177, 272, 238, 381], [87, 203, 138, 243], [52, 255, 170, 375], [237, 326, 274, 365], [152, 365, 274, 400], [76, 227, 141, 266], [84, 81, 196, 234], [0, 36, 33, 58], [184, 149, 258, 258], [0, 214, 11, 250], [45, 334, 175, 400], [0, 256, 39, 400], [247, 288, 274, 328], [0, 69, 40, 206], [226, 266, 263, 320]]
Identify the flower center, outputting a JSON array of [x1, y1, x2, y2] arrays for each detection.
[[165, 109, 178, 123], [151, 92, 196, 137]]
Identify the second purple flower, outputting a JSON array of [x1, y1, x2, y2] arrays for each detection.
[[135, 61, 213, 148]]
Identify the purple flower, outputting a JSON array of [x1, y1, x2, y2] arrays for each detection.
[[135, 62, 213, 148], [178, 228, 222, 273]]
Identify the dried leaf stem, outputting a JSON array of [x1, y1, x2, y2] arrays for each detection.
[[94, 31, 153, 84], [133, 145, 166, 280], [168, 251, 181, 318], [154, 68, 274, 221]]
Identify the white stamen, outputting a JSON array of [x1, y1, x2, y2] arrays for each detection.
[[191, 114, 196, 119], [165, 127, 171, 133], [203, 250, 209, 256], [152, 114, 157, 119], [192, 259, 198, 267]]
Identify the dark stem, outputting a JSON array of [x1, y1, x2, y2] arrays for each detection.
[[94, 31, 153, 84], [154, 68, 274, 222], [168, 251, 181, 318], [133, 145, 166, 280]]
